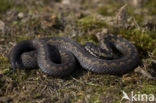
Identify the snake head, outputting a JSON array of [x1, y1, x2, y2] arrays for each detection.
[[85, 42, 114, 59]]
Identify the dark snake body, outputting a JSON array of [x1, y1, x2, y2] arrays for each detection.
[[9, 35, 140, 77]]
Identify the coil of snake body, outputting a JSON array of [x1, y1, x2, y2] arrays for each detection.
[[9, 35, 140, 77]]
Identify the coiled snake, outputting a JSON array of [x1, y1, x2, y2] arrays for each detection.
[[9, 35, 140, 77]]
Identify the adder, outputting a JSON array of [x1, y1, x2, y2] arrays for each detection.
[[9, 35, 140, 77]]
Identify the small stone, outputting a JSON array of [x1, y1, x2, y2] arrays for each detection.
[[62, 0, 70, 4], [102, 28, 108, 34], [18, 12, 24, 19]]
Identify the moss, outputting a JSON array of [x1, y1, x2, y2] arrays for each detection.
[[0, 56, 10, 74], [15, 5, 28, 13], [144, 0, 156, 15], [75, 34, 98, 45], [15, 35, 35, 43], [126, 1, 156, 23], [142, 84, 156, 94], [127, 8, 144, 24], [114, 29, 156, 57], [97, 5, 118, 16], [77, 16, 107, 31], [152, 49, 156, 56], [0, 0, 156, 102], [0, 0, 13, 14], [97, 6, 112, 16]]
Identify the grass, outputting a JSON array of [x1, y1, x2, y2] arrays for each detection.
[[77, 16, 107, 31]]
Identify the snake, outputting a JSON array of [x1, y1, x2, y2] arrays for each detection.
[[9, 35, 140, 77]]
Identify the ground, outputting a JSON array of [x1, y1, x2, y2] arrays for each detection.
[[0, 0, 156, 103]]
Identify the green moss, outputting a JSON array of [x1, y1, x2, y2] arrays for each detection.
[[114, 29, 156, 57], [0, 56, 11, 74], [142, 84, 156, 94], [97, 6, 111, 16], [126, 1, 156, 23], [77, 16, 107, 31], [75, 34, 98, 45], [97, 5, 117, 16], [152, 48, 156, 56], [144, 0, 156, 15], [91, 97, 100, 103], [0, 0, 13, 14], [0, 56, 8, 63], [15, 5, 28, 13], [127, 8, 144, 24], [15, 35, 34, 43], [97, 1, 124, 16]]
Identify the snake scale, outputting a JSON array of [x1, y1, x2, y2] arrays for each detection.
[[9, 35, 140, 77]]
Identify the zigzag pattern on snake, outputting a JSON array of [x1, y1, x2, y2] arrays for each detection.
[[9, 35, 140, 77]]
